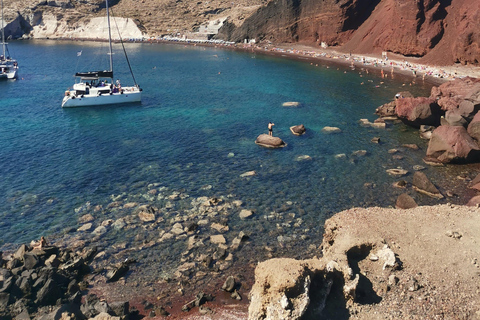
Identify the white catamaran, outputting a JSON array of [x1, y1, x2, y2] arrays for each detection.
[[0, 0, 18, 80], [61, 0, 142, 108]]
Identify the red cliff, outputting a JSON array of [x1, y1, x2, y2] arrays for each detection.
[[224, 0, 480, 66]]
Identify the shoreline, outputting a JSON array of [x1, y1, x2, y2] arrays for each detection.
[[31, 37, 480, 86]]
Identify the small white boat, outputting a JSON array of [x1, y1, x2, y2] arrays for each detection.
[[62, 0, 141, 108], [0, 0, 18, 80]]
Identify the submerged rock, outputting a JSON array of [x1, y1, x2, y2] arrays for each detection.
[[282, 101, 301, 107], [386, 168, 408, 177], [239, 209, 254, 219], [240, 170, 256, 177], [321, 126, 341, 134], [295, 155, 312, 161], [210, 235, 226, 244]]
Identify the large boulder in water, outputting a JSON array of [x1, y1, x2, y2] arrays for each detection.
[[255, 134, 286, 148], [412, 171, 443, 199], [426, 125, 480, 163], [395, 97, 442, 128], [290, 124, 306, 136]]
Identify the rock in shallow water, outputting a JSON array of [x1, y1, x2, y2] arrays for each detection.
[[255, 134, 286, 148], [386, 168, 408, 176], [295, 155, 312, 161], [412, 171, 444, 198], [240, 170, 256, 177], [239, 209, 254, 219], [290, 124, 306, 136], [396, 193, 418, 209], [321, 126, 341, 134], [282, 101, 301, 107]]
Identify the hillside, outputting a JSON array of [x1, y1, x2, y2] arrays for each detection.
[[2, 0, 480, 64], [224, 0, 480, 66], [2, 0, 266, 39]]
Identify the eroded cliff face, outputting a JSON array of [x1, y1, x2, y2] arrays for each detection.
[[224, 0, 480, 66], [1, 0, 266, 40]]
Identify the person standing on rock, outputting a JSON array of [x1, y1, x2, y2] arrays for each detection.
[[268, 122, 275, 136]]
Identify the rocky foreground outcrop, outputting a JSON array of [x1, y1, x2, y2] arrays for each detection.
[[376, 77, 480, 164], [248, 205, 480, 319], [0, 242, 135, 319]]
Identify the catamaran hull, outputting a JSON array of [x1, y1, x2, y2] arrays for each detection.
[[7, 70, 16, 79], [62, 91, 141, 108], [0, 69, 17, 80]]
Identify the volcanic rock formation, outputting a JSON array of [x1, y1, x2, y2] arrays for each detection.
[[221, 0, 480, 66], [376, 77, 480, 164]]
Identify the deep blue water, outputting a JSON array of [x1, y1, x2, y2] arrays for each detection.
[[0, 40, 456, 255]]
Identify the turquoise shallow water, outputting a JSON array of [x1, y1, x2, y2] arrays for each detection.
[[0, 40, 458, 257]]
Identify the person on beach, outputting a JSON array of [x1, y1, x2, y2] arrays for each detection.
[[268, 122, 275, 136]]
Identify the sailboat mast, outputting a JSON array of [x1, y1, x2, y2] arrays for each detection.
[[1, 0, 6, 58], [105, 0, 113, 75]]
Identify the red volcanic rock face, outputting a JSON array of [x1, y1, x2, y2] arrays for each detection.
[[426, 125, 480, 163], [395, 97, 442, 127], [430, 77, 480, 112], [226, 0, 480, 66]]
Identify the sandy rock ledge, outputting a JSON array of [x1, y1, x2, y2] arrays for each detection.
[[248, 204, 480, 319]]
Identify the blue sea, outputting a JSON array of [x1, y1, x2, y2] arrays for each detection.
[[0, 40, 471, 277]]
